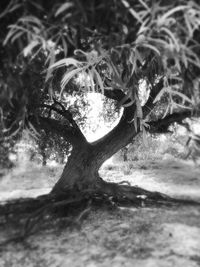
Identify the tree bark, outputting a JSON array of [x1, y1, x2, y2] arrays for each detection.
[[29, 80, 165, 195], [52, 144, 100, 193], [51, 106, 139, 194], [51, 81, 166, 194]]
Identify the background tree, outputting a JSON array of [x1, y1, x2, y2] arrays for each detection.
[[0, 0, 200, 204]]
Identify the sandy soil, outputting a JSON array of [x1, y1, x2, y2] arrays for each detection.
[[0, 158, 200, 267]]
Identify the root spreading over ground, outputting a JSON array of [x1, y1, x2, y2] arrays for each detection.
[[0, 158, 200, 267]]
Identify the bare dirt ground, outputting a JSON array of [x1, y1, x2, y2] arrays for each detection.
[[0, 157, 200, 267]]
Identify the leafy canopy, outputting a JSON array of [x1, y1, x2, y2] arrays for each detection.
[[0, 0, 200, 140]]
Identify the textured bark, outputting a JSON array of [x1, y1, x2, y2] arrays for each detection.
[[52, 144, 100, 193], [51, 81, 166, 194], [36, 81, 165, 194], [52, 106, 139, 194]]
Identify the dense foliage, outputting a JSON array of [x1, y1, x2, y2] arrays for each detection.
[[0, 0, 200, 149]]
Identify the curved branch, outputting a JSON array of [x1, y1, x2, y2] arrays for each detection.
[[30, 116, 88, 147], [148, 111, 194, 134], [41, 102, 87, 143], [103, 88, 126, 102]]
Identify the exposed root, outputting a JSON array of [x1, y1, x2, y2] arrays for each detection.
[[96, 180, 200, 207], [117, 180, 132, 186], [0, 181, 200, 246], [0, 194, 91, 247]]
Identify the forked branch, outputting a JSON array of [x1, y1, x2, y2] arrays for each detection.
[[41, 99, 87, 145], [148, 111, 193, 133], [31, 115, 87, 146]]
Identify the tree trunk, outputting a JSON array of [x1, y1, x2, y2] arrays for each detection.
[[52, 144, 100, 194], [51, 107, 139, 194], [50, 81, 164, 195]]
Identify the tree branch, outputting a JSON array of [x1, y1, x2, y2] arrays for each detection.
[[102, 78, 164, 116], [30, 116, 88, 147], [148, 111, 193, 134], [41, 100, 87, 144], [103, 88, 126, 102]]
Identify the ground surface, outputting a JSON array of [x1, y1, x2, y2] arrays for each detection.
[[0, 157, 200, 267]]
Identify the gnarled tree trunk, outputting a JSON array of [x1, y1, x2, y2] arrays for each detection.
[[50, 81, 166, 195], [51, 107, 139, 194], [33, 81, 169, 195]]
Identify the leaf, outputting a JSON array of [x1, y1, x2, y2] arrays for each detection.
[[174, 103, 193, 110], [61, 68, 82, 93], [147, 37, 168, 47], [3, 26, 18, 45], [8, 3, 22, 13], [134, 112, 138, 131], [109, 59, 125, 89], [50, 58, 81, 69], [128, 111, 138, 131], [10, 31, 24, 43], [181, 51, 188, 68], [122, 99, 135, 107], [135, 34, 146, 44], [28, 122, 40, 138], [19, 16, 42, 27], [169, 89, 194, 104], [141, 43, 161, 55], [184, 14, 194, 37], [30, 2, 44, 11], [118, 93, 131, 107], [55, 2, 74, 17], [174, 57, 181, 71], [134, 49, 143, 64], [88, 69, 95, 92], [185, 47, 200, 66], [157, 6, 188, 26], [138, 0, 150, 12], [129, 8, 143, 23], [0, 0, 17, 19], [142, 126, 148, 147], [93, 68, 104, 94], [121, 0, 143, 23], [23, 40, 39, 57], [109, 59, 120, 78], [187, 57, 200, 68], [153, 87, 167, 103], [48, 84, 54, 100], [138, 17, 150, 35], [161, 27, 180, 51], [162, 104, 170, 118], [129, 51, 137, 75], [61, 36, 68, 57], [5, 25, 33, 42], [45, 48, 56, 82]]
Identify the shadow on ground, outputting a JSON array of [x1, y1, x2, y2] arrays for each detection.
[[0, 158, 200, 267]]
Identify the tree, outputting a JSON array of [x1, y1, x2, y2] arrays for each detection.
[[1, 0, 200, 209]]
